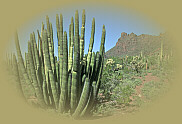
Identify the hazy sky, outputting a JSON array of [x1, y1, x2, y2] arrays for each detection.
[[8, 4, 164, 57]]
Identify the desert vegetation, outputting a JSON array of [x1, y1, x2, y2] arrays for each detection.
[[4, 9, 175, 120], [94, 46, 175, 117]]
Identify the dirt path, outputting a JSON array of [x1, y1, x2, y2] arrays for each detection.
[[131, 73, 160, 101], [111, 72, 160, 116]]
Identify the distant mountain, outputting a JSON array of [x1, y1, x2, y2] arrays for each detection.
[[105, 32, 170, 58]]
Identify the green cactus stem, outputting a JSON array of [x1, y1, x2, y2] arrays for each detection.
[[14, 32, 36, 98], [59, 31, 68, 113]]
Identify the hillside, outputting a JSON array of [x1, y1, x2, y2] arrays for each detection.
[[105, 32, 170, 58]]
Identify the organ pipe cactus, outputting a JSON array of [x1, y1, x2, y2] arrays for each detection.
[[12, 9, 106, 119]]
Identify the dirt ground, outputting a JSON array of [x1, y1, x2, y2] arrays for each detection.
[[113, 73, 161, 116]]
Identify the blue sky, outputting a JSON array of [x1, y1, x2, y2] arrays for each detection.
[[8, 4, 164, 57]]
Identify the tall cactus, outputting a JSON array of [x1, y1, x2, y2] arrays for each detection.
[[12, 54, 24, 98], [68, 17, 74, 72], [72, 78, 91, 118], [86, 18, 95, 75], [12, 9, 106, 119], [80, 9, 86, 61], [59, 14, 64, 98], [14, 32, 36, 99], [28, 41, 46, 107], [71, 10, 80, 113], [59, 31, 68, 113]]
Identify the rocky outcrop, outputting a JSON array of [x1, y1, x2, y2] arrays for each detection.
[[105, 32, 169, 58]]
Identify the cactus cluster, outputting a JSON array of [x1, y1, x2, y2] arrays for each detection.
[[116, 64, 122, 70], [105, 59, 115, 66], [10, 10, 106, 119]]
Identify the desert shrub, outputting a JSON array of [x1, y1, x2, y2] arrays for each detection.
[[134, 78, 142, 86]]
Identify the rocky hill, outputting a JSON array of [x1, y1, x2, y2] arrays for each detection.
[[105, 32, 170, 58]]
